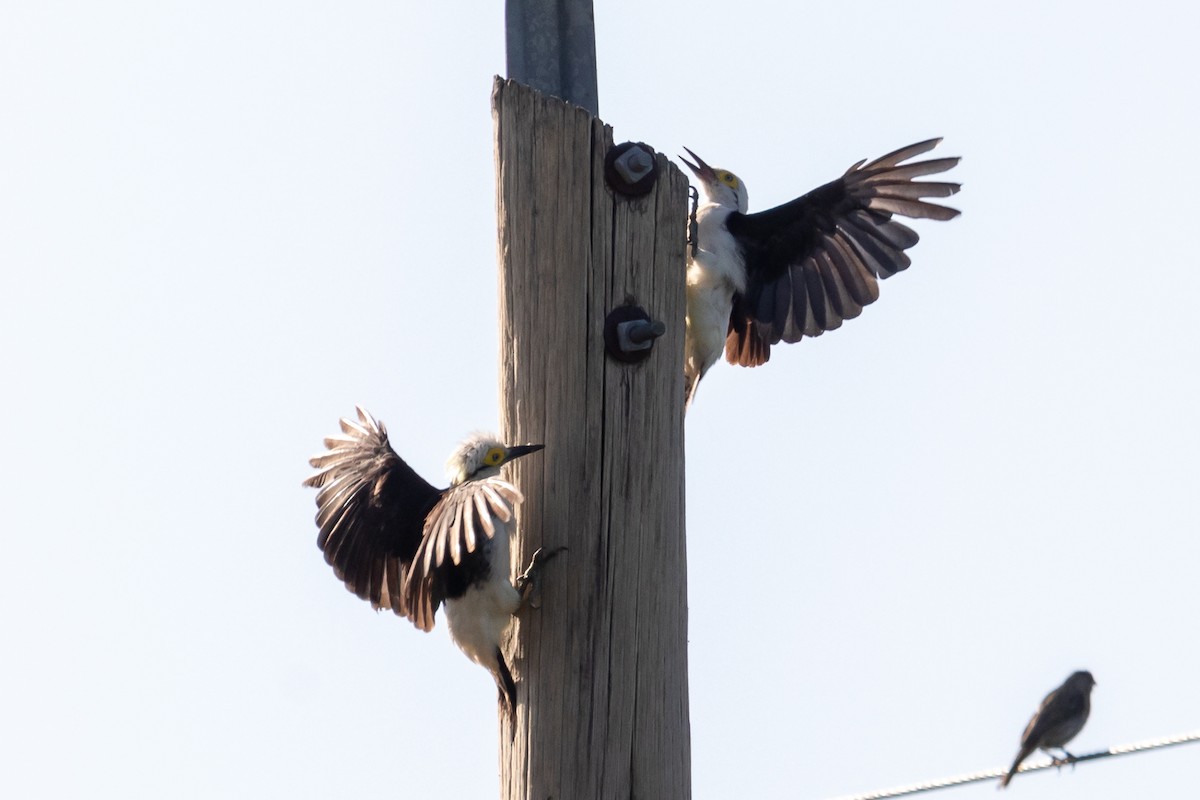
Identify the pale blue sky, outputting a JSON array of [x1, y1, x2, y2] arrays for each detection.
[[3, 2, 1198, 798]]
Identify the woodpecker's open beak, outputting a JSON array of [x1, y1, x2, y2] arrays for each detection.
[[504, 444, 545, 462], [680, 147, 717, 184]]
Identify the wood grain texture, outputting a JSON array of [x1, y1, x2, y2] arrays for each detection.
[[493, 76, 690, 800]]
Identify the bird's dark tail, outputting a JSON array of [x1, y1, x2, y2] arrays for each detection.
[[999, 747, 1032, 789], [724, 310, 771, 369], [496, 648, 517, 728]]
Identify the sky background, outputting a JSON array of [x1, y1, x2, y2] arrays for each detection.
[[4, 2, 1198, 798]]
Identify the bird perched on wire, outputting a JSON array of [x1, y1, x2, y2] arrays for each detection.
[[680, 138, 960, 407], [303, 406, 562, 721], [999, 670, 1097, 788]]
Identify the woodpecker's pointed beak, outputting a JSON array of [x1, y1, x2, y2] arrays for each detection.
[[680, 147, 717, 184], [504, 444, 545, 462]]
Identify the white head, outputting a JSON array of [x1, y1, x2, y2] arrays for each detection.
[[680, 147, 749, 212], [445, 433, 545, 486]]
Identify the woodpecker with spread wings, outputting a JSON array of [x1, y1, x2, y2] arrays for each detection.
[[681, 138, 961, 407], [304, 406, 561, 720]]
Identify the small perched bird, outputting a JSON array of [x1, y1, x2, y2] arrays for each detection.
[[999, 670, 1097, 788], [680, 139, 960, 406], [303, 406, 560, 720]]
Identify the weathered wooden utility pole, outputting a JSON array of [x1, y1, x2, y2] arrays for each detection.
[[493, 72, 691, 800]]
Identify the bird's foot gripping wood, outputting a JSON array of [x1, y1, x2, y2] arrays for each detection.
[[515, 546, 566, 611], [686, 184, 699, 261]]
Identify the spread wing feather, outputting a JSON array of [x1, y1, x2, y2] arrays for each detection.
[[304, 406, 443, 617], [724, 138, 960, 365], [403, 478, 523, 632]]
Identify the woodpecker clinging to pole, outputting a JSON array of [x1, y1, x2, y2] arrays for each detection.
[[680, 138, 961, 407], [304, 406, 561, 721]]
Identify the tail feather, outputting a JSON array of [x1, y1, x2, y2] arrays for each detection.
[[495, 648, 517, 728], [684, 371, 701, 411], [999, 746, 1033, 789]]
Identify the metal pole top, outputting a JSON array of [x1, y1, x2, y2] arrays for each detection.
[[505, 0, 599, 116]]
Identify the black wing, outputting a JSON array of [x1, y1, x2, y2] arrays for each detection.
[[304, 406, 443, 617], [403, 477, 523, 632], [724, 138, 960, 366], [1022, 682, 1088, 748]]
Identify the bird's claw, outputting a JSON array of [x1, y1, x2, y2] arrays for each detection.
[[516, 546, 566, 610], [686, 185, 699, 259], [1049, 751, 1077, 772]]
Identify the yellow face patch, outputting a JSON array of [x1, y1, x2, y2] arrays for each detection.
[[483, 447, 506, 467], [718, 170, 740, 189]]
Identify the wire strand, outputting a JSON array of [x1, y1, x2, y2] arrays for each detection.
[[824, 729, 1200, 800]]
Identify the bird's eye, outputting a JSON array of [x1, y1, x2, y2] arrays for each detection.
[[484, 448, 505, 466], [722, 172, 737, 187]]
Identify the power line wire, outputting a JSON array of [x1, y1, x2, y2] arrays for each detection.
[[825, 729, 1200, 800]]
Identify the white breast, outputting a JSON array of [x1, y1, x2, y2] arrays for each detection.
[[686, 203, 746, 382], [443, 517, 522, 670], [690, 203, 746, 292]]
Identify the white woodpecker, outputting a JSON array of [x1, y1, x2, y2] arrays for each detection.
[[680, 138, 961, 407], [303, 406, 561, 721]]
